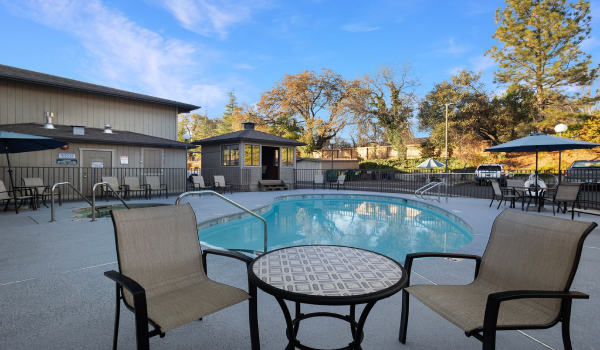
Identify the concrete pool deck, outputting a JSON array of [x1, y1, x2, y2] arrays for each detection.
[[0, 189, 598, 349]]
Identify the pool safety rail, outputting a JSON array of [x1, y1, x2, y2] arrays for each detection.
[[91, 182, 130, 222], [50, 182, 101, 222], [415, 181, 448, 203], [176, 190, 268, 254]]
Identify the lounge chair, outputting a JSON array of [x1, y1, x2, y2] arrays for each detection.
[[399, 210, 597, 350], [144, 176, 168, 199], [101, 177, 128, 202], [191, 175, 210, 190], [313, 174, 324, 189], [22, 177, 58, 208], [213, 175, 232, 194], [543, 182, 583, 216], [122, 177, 148, 200], [335, 174, 346, 190], [489, 180, 523, 210], [104, 204, 259, 350], [0, 180, 35, 214]]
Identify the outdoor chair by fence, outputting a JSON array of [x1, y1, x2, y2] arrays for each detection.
[[191, 175, 210, 190], [123, 177, 148, 200], [22, 177, 57, 208], [214, 175, 232, 194], [144, 176, 167, 199], [335, 174, 346, 190], [313, 174, 324, 189], [489, 180, 523, 210], [543, 182, 583, 216], [104, 204, 259, 350], [101, 177, 128, 202], [399, 210, 597, 350], [0, 179, 35, 213]]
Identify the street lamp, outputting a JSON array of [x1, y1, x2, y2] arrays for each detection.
[[443, 103, 454, 173], [330, 141, 335, 170], [554, 124, 568, 184], [183, 132, 191, 190]]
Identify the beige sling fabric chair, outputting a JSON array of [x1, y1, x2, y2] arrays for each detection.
[[101, 177, 127, 202], [543, 182, 583, 216], [0, 180, 34, 213], [490, 180, 523, 210], [22, 177, 58, 208], [104, 204, 259, 350], [191, 175, 210, 190], [335, 174, 346, 190], [399, 210, 597, 350], [144, 176, 167, 199], [213, 175, 232, 194], [122, 177, 148, 200]]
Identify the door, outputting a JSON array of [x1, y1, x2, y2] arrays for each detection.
[[81, 150, 113, 196]]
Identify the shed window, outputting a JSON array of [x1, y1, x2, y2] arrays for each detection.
[[282, 147, 294, 166], [221, 144, 239, 166], [244, 144, 260, 166]]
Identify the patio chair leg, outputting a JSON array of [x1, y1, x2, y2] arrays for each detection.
[[561, 298, 573, 350], [399, 290, 409, 344], [489, 196, 495, 208], [497, 196, 502, 210], [112, 285, 121, 350]]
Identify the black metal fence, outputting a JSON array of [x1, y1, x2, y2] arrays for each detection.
[[0, 166, 252, 201], [295, 169, 600, 209]]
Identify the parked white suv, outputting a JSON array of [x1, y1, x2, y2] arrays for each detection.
[[475, 164, 512, 186]]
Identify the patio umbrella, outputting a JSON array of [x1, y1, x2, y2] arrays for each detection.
[[485, 133, 600, 208], [417, 158, 445, 182], [1, 131, 67, 213]]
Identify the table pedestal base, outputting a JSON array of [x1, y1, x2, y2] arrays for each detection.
[[276, 298, 376, 350]]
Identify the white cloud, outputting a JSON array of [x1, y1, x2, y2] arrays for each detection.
[[341, 23, 379, 33], [469, 55, 495, 72], [446, 66, 466, 75], [234, 63, 254, 70], [159, 0, 261, 39], [580, 37, 599, 51], [442, 38, 468, 56], [2, 0, 227, 109]]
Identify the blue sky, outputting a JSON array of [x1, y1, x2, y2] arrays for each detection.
[[1, 0, 600, 138]]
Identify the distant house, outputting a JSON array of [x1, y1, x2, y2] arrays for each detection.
[[193, 122, 305, 191], [296, 158, 360, 170], [0, 64, 198, 195]]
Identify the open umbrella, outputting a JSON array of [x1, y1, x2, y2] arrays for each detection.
[[1, 131, 67, 213], [417, 158, 445, 182], [485, 133, 600, 209]]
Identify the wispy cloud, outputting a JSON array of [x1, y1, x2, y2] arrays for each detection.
[[159, 0, 263, 39], [234, 63, 254, 70], [469, 55, 495, 72], [2, 0, 227, 109], [446, 66, 466, 76], [441, 38, 468, 56], [341, 23, 379, 33]]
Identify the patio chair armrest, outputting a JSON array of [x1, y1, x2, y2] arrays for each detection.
[[202, 248, 253, 266], [104, 270, 146, 295], [404, 252, 482, 285]]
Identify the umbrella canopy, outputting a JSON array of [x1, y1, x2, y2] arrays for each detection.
[[485, 133, 600, 153], [417, 158, 445, 169], [1, 131, 67, 213]]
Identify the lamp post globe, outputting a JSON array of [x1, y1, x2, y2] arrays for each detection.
[[554, 124, 568, 184], [554, 124, 568, 136]]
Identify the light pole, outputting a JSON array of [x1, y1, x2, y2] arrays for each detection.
[[330, 141, 335, 170], [183, 132, 190, 190], [444, 103, 454, 174], [555, 124, 568, 184]]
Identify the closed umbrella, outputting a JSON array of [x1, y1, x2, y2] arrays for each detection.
[[1, 131, 67, 213], [417, 158, 445, 182], [485, 133, 600, 210]]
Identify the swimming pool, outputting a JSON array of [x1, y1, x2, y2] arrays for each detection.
[[197, 195, 473, 262]]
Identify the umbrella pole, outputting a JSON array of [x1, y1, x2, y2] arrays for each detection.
[[4, 145, 19, 214]]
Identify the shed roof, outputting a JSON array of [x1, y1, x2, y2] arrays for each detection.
[[0, 123, 196, 149], [192, 129, 305, 146], [0, 64, 200, 113]]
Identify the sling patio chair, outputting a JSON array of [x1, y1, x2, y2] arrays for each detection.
[[122, 177, 148, 200], [399, 210, 597, 350], [101, 177, 128, 202], [542, 182, 583, 216], [489, 180, 523, 210], [191, 175, 211, 191], [313, 174, 324, 189], [22, 177, 58, 208], [0, 179, 35, 213], [334, 174, 346, 190], [104, 204, 259, 350], [213, 175, 232, 194], [144, 176, 168, 199]]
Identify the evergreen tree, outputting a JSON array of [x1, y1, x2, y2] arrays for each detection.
[[217, 91, 237, 134], [487, 0, 597, 122]]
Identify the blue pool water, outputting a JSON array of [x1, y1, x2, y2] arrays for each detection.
[[198, 196, 473, 262]]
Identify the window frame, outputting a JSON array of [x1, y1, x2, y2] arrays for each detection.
[[221, 144, 240, 167], [244, 144, 261, 167], [281, 147, 294, 167]]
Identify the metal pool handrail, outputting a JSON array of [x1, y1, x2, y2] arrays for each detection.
[[415, 181, 448, 203], [50, 182, 101, 222], [175, 190, 268, 254], [91, 182, 130, 222]]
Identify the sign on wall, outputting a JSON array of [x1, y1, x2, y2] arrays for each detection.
[[91, 161, 104, 168], [120, 156, 129, 164], [59, 153, 76, 159], [56, 159, 78, 165]]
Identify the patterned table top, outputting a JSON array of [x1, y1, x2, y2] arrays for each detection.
[[251, 245, 404, 297]]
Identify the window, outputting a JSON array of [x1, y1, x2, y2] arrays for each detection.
[[244, 144, 260, 166], [221, 144, 239, 166], [282, 147, 294, 166]]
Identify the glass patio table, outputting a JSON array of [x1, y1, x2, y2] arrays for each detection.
[[249, 245, 407, 350]]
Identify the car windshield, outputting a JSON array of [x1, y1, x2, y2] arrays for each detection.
[[572, 161, 600, 168], [478, 166, 501, 171]]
